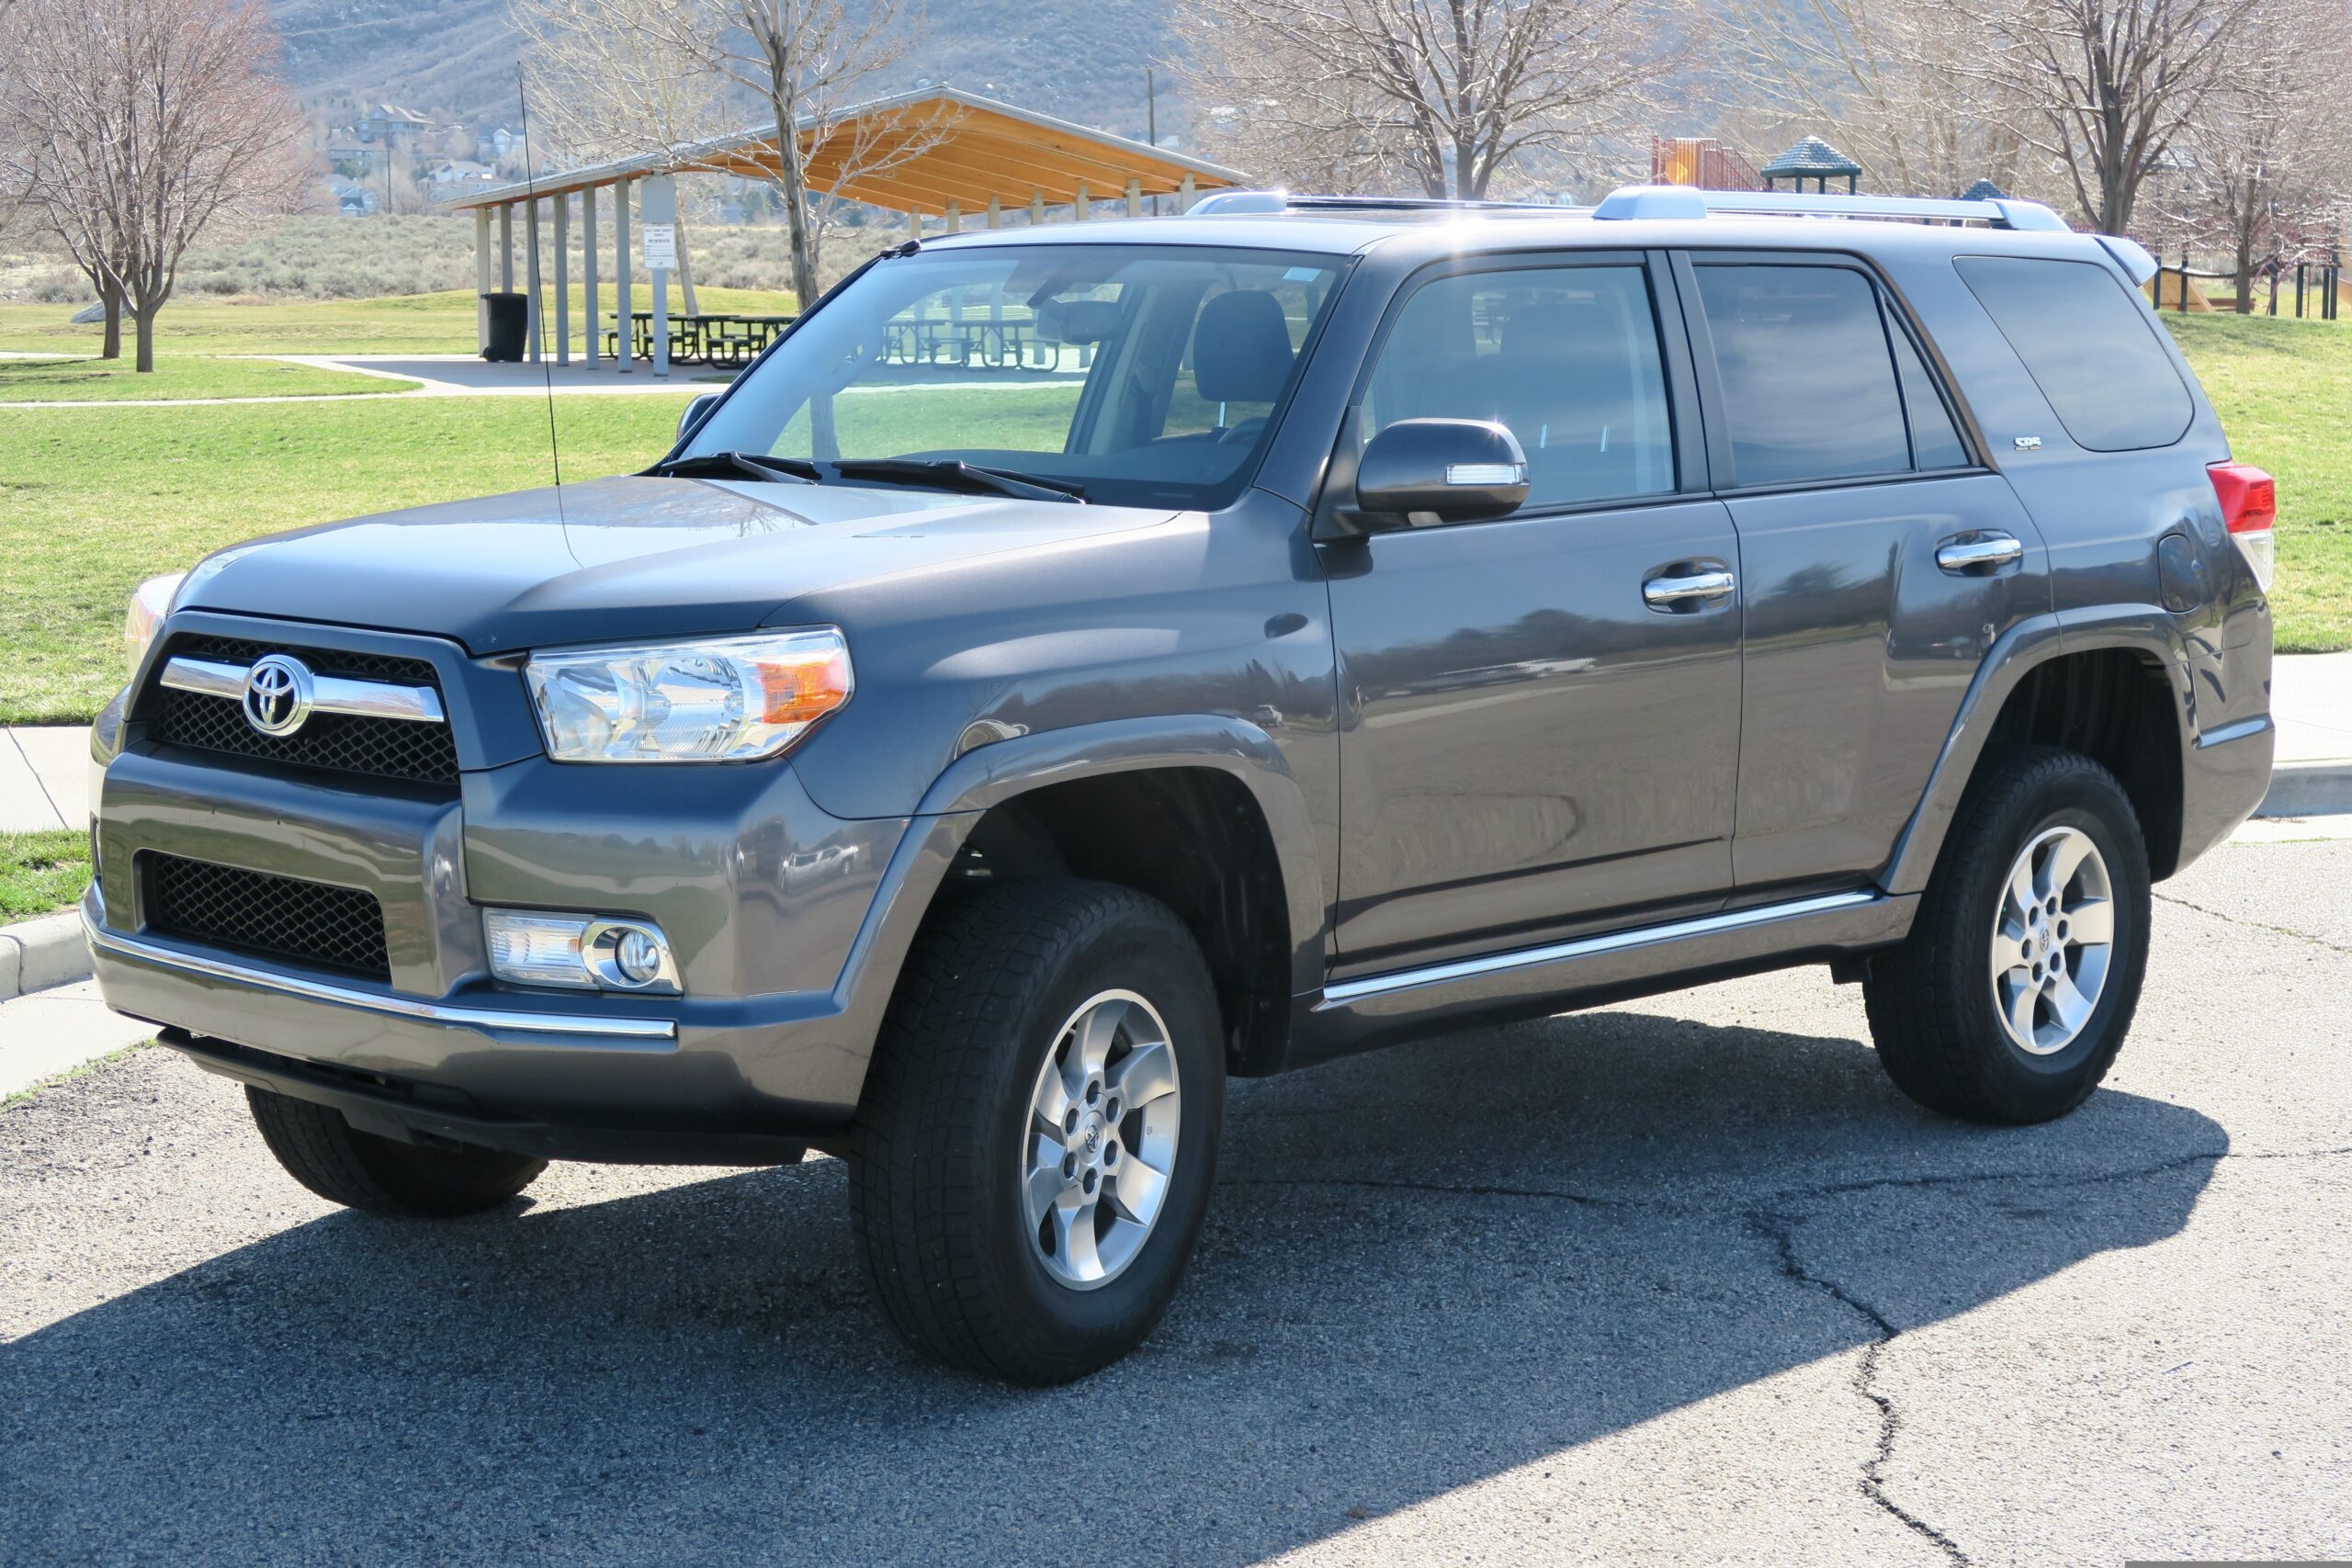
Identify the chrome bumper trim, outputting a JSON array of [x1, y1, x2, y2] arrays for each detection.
[[161, 656, 447, 724], [2194, 714, 2273, 750], [85, 908, 677, 1043], [1319, 890, 1882, 1007]]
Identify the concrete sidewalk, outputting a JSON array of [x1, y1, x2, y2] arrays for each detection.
[[1, 726, 86, 833]]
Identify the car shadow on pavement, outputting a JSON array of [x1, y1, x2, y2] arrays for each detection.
[[2, 1008, 2224, 1565]]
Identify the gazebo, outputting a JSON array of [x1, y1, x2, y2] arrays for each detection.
[[438, 85, 1247, 368], [1956, 179, 2011, 202], [1760, 136, 1863, 195]]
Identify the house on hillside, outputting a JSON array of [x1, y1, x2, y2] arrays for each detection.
[[362, 103, 435, 143], [425, 159, 498, 192], [328, 177, 379, 217]]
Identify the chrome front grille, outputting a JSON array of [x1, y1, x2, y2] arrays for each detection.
[[145, 634, 460, 786]]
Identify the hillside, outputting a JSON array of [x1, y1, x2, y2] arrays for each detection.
[[266, 0, 1186, 147]]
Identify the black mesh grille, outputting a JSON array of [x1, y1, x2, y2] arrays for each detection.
[[145, 854, 390, 981], [148, 636, 459, 786]]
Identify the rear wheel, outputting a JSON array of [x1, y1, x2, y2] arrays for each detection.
[[244, 1087, 546, 1216], [1864, 746, 2152, 1123], [848, 879, 1225, 1385]]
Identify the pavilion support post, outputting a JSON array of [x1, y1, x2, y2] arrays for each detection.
[[525, 197, 543, 364], [944, 201, 961, 232], [1074, 182, 1089, 220], [1179, 174, 1194, 212], [554, 190, 571, 367], [616, 175, 633, 375], [1125, 179, 1141, 217], [473, 207, 492, 353], [1030, 190, 1046, 225], [499, 203, 514, 289], [907, 207, 922, 239], [583, 186, 600, 367], [986, 197, 1001, 229]]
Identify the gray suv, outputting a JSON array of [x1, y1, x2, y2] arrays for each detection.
[[86, 186, 2278, 1383]]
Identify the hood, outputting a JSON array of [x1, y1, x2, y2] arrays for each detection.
[[175, 475, 1178, 654]]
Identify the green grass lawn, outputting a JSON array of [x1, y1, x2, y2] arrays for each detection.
[[0, 302, 2340, 728], [0, 355, 421, 402], [0, 392, 697, 723], [0, 829, 89, 919], [2162, 314, 2352, 651], [0, 285, 798, 358]]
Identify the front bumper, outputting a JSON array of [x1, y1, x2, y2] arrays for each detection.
[[88, 712, 963, 1158]]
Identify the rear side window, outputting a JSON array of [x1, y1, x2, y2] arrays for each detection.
[[1954, 256, 2192, 451], [1692, 265, 1915, 487], [1888, 323, 1969, 469]]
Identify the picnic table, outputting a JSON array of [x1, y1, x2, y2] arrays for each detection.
[[605, 311, 797, 367]]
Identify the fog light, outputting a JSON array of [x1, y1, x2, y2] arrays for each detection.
[[483, 910, 679, 995]]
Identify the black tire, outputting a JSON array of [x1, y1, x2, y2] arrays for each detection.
[[848, 879, 1226, 1385], [244, 1087, 547, 1216], [1864, 745, 2152, 1123]]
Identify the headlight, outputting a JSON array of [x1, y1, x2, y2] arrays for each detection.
[[524, 628, 853, 762], [123, 573, 185, 671]]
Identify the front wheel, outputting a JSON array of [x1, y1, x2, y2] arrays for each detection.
[[245, 1087, 546, 1215], [848, 880, 1226, 1384], [1864, 746, 2152, 1123]]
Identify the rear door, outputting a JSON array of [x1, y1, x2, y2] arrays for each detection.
[[1674, 252, 2050, 889], [1323, 254, 1744, 976]]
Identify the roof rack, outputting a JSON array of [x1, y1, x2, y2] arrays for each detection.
[[1590, 184, 2072, 232], [1188, 190, 1574, 217]]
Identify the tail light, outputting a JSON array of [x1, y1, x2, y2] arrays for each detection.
[[2208, 461, 2276, 592]]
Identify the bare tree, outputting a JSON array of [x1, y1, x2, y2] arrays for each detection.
[[1168, 0, 1680, 199], [2159, 0, 2352, 307], [1954, 0, 2263, 234], [0, 0, 307, 369], [510, 0, 733, 312], [1721, 0, 2036, 198], [518, 0, 940, 316]]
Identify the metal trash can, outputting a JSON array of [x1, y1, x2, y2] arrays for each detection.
[[481, 292, 528, 363]]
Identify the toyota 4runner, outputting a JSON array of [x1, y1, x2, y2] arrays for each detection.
[[86, 186, 2278, 1383]]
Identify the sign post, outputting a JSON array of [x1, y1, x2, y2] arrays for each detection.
[[641, 175, 677, 379]]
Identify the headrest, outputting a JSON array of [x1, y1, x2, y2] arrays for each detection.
[[1193, 290, 1295, 403]]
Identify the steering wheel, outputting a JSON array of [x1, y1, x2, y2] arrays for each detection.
[[1216, 416, 1268, 446]]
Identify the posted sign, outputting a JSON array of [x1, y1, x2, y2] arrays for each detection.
[[641, 223, 677, 271]]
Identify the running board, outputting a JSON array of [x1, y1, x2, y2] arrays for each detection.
[[1313, 890, 1913, 1031]]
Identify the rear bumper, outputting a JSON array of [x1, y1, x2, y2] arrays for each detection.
[[2176, 713, 2276, 873]]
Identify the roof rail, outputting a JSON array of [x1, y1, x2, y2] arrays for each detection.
[[1590, 184, 2072, 233], [1188, 189, 1575, 217]]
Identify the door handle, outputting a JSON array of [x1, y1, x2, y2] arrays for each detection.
[[1936, 534, 2023, 574], [1643, 568, 1736, 610]]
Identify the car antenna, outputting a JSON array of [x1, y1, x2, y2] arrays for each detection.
[[514, 70, 565, 518]]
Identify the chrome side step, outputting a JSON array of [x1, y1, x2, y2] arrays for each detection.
[[1318, 890, 1895, 1012]]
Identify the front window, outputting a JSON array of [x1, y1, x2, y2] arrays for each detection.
[[683, 243, 1347, 511]]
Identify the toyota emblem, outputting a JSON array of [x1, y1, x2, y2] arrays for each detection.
[[241, 654, 315, 738]]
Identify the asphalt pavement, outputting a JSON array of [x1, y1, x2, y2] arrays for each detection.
[[3, 837, 2347, 1566]]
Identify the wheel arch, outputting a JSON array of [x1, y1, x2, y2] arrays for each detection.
[[1883, 610, 2192, 897], [855, 716, 1327, 1078]]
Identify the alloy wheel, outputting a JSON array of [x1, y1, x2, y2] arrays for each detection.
[[1989, 825, 2116, 1056], [1020, 989, 1182, 1290]]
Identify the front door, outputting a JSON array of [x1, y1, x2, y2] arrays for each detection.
[[1324, 258, 1743, 976]]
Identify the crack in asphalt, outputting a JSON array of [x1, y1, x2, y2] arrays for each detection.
[[1746, 1209, 1971, 1566], [2154, 890, 2352, 954]]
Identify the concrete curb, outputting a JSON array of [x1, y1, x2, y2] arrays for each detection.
[[2256, 761, 2352, 820], [0, 911, 89, 1002]]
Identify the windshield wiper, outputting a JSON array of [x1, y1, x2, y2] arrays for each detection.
[[828, 458, 1087, 504], [650, 450, 820, 484]]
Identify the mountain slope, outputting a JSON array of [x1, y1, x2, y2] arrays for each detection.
[[267, 1, 1185, 146]]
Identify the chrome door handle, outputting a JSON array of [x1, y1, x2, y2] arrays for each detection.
[[1643, 568, 1736, 609], [1936, 534, 2023, 573]]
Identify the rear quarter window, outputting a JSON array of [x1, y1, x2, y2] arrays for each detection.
[[1954, 256, 2193, 452]]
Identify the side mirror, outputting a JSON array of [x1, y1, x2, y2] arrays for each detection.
[[677, 391, 720, 445], [1349, 418, 1530, 528]]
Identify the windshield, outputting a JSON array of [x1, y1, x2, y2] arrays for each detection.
[[681, 243, 1348, 511]]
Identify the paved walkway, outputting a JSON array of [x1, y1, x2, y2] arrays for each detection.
[[0, 354, 718, 410]]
